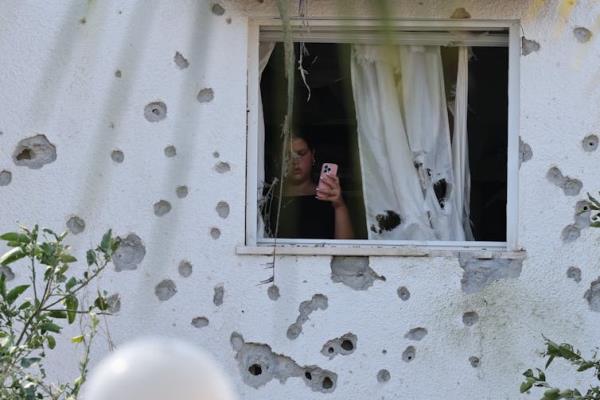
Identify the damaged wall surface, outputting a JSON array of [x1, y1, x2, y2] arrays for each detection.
[[2, 1, 600, 399]]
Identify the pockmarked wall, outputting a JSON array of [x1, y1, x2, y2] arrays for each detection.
[[2, 1, 600, 399]]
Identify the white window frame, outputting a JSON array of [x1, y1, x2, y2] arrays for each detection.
[[242, 17, 521, 256]]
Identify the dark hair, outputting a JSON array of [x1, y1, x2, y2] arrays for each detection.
[[291, 126, 315, 152]]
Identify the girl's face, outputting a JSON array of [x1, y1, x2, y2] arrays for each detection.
[[287, 137, 314, 185]]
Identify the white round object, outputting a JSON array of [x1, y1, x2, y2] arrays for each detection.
[[84, 337, 237, 400]]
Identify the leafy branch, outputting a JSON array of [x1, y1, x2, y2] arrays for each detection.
[[0, 225, 118, 400]]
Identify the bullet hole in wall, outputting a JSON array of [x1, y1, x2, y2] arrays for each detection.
[[462, 311, 479, 327], [213, 151, 220, 158], [330, 256, 385, 290], [546, 166, 582, 196], [320, 333, 357, 359], [402, 346, 416, 362], [248, 364, 262, 376], [114, 69, 122, 78], [107, 293, 121, 313], [519, 137, 533, 166], [213, 284, 225, 306], [573, 27, 592, 43], [267, 284, 280, 301], [405, 327, 428, 341], [397, 286, 410, 301], [210, 227, 221, 239], [0, 170, 12, 186], [469, 356, 480, 368], [176, 185, 188, 198], [155, 279, 177, 301], [562, 224, 581, 243], [191, 316, 209, 328], [521, 37, 540, 56], [111, 149, 124, 163], [211, 3, 225, 16], [582, 135, 598, 152], [197, 88, 214, 103], [214, 161, 231, 173], [174, 51, 189, 69], [567, 266, 582, 283], [584, 277, 600, 312], [230, 332, 337, 393], [216, 201, 230, 218], [178, 260, 193, 278], [153, 200, 172, 217], [287, 294, 328, 340], [13, 134, 57, 169], [113, 233, 146, 272], [459, 255, 523, 294], [450, 7, 470, 19], [164, 145, 177, 158], [144, 101, 167, 122], [377, 369, 391, 383], [574, 200, 591, 229], [66, 215, 85, 235]]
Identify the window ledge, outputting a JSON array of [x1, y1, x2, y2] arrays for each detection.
[[236, 244, 526, 259]]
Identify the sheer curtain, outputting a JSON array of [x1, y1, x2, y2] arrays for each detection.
[[257, 42, 275, 238], [351, 45, 437, 240], [451, 47, 474, 240], [351, 44, 470, 241]]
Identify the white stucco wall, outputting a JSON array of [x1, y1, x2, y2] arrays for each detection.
[[2, 0, 600, 399]]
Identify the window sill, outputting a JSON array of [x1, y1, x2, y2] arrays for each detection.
[[236, 243, 526, 259]]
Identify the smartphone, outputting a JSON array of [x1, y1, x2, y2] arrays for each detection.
[[317, 163, 338, 193]]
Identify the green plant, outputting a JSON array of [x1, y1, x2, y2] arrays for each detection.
[[520, 338, 600, 400], [0, 225, 118, 400], [521, 194, 600, 400]]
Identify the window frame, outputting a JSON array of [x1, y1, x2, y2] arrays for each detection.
[[244, 17, 521, 254]]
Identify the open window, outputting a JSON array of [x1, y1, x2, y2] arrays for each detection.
[[245, 19, 520, 252]]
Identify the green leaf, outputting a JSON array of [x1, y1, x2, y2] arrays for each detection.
[[19, 300, 32, 310], [0, 232, 29, 242], [66, 277, 77, 291], [94, 295, 108, 311], [46, 335, 56, 349], [520, 378, 534, 393], [48, 310, 67, 319], [60, 254, 77, 263], [71, 335, 84, 343], [6, 284, 30, 305], [20, 357, 41, 368], [0, 274, 6, 298], [541, 388, 560, 400], [40, 321, 62, 334], [576, 361, 595, 371], [545, 355, 555, 369], [0, 247, 26, 266], [65, 295, 78, 324], [100, 230, 112, 252], [86, 249, 97, 266]]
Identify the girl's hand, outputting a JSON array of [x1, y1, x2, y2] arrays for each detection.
[[316, 174, 346, 209]]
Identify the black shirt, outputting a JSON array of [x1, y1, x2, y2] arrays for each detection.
[[268, 195, 335, 239]]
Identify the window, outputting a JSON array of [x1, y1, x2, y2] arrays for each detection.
[[244, 19, 521, 253]]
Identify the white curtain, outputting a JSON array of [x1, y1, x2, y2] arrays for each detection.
[[351, 45, 437, 240], [257, 42, 275, 238], [451, 47, 474, 240], [351, 44, 470, 241]]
